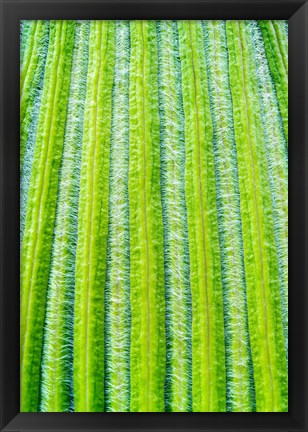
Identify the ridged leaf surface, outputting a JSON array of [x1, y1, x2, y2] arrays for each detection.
[[20, 19, 288, 413]]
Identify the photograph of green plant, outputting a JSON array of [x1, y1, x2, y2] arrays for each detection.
[[20, 19, 288, 413]]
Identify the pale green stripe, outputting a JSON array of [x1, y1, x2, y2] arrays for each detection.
[[226, 20, 287, 412], [40, 21, 90, 413], [272, 21, 288, 74], [157, 20, 192, 412], [20, 20, 75, 412], [20, 21, 33, 70], [20, 20, 38, 94], [20, 20, 49, 167], [178, 20, 226, 412], [129, 20, 165, 412], [74, 20, 115, 412], [258, 20, 288, 143], [203, 20, 255, 412], [20, 21, 48, 134], [105, 20, 131, 413], [20, 21, 49, 243], [250, 21, 288, 360]]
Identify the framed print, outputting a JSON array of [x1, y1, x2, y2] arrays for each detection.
[[0, 0, 307, 431]]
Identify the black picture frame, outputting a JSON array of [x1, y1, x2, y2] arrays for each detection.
[[0, 0, 307, 431]]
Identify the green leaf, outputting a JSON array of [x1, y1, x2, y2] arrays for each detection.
[[40, 21, 90, 413], [128, 20, 166, 412], [20, 20, 75, 412], [226, 20, 287, 412], [105, 20, 131, 413], [157, 20, 192, 412], [178, 20, 226, 412], [73, 20, 115, 412]]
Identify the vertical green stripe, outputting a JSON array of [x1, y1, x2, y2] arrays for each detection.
[[20, 21, 49, 243], [250, 22, 288, 358], [178, 20, 226, 412], [21, 21, 50, 167], [74, 20, 115, 412], [157, 20, 192, 412], [20, 20, 75, 412], [226, 20, 287, 412], [272, 21, 288, 73], [203, 20, 255, 412], [20, 21, 38, 94], [20, 21, 33, 70], [129, 20, 166, 412], [40, 21, 90, 412], [258, 20, 288, 143], [105, 20, 131, 412]]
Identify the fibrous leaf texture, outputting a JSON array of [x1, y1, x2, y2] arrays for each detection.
[[20, 19, 288, 412]]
